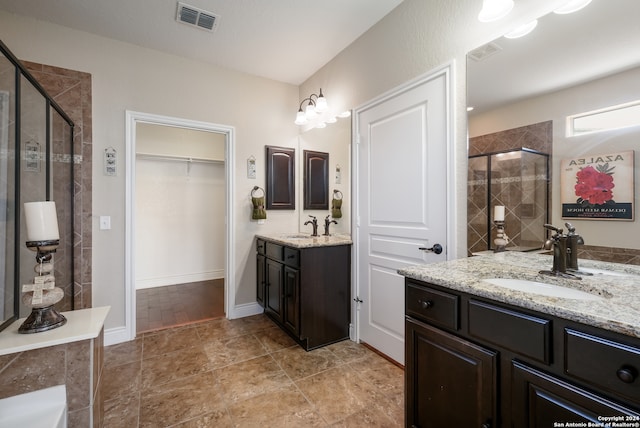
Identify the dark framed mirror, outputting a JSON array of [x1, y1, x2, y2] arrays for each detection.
[[303, 150, 329, 210], [265, 145, 295, 210]]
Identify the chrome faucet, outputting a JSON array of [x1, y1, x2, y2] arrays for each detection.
[[323, 215, 338, 236], [304, 215, 319, 236], [539, 224, 580, 280]]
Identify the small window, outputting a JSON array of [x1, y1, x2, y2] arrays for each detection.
[[568, 101, 640, 136]]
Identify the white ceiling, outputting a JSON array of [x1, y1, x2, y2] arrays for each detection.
[[0, 0, 404, 85], [467, 0, 640, 113]]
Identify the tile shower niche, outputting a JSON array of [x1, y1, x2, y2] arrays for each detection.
[[468, 148, 550, 254]]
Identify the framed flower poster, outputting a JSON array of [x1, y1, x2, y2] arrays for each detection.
[[561, 150, 634, 220]]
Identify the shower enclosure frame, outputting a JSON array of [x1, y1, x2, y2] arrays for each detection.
[[468, 147, 551, 253], [0, 39, 75, 332]]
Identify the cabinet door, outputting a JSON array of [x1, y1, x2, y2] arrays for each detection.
[[283, 266, 299, 335], [511, 361, 640, 427], [265, 259, 283, 323], [405, 318, 497, 428], [256, 254, 266, 307]]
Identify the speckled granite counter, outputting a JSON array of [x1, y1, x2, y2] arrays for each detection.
[[399, 252, 640, 339], [256, 233, 352, 248]]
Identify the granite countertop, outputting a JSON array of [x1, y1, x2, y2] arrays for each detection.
[[257, 233, 352, 248], [399, 252, 640, 339]]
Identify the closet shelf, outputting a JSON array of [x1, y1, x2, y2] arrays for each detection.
[[136, 152, 223, 164]]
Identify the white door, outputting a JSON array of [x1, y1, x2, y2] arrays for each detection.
[[354, 67, 452, 364]]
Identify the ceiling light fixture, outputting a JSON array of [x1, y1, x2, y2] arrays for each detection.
[[295, 89, 328, 125], [478, 0, 514, 22], [554, 0, 592, 14], [504, 20, 538, 39]]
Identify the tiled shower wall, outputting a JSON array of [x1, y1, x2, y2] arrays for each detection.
[[467, 121, 552, 255], [23, 61, 92, 310]]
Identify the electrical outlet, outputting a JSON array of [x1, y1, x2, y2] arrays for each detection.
[[99, 216, 111, 230]]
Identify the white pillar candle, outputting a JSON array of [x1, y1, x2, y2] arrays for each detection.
[[24, 201, 60, 241], [494, 205, 505, 222]]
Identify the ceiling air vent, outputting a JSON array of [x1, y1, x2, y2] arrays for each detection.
[[176, 2, 219, 32], [468, 42, 502, 62]]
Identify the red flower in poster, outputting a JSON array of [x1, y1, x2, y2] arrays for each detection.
[[574, 164, 615, 206]]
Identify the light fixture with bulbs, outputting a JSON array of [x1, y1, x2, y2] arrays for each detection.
[[295, 88, 328, 125], [478, 0, 514, 22]]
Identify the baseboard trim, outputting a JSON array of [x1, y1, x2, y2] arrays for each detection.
[[136, 270, 224, 289], [104, 302, 264, 346], [228, 302, 264, 319], [104, 326, 130, 346]]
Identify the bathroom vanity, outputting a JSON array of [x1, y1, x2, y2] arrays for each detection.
[[400, 252, 640, 427], [256, 234, 351, 350]]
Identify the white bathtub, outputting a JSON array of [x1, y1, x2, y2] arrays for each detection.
[[0, 384, 67, 428]]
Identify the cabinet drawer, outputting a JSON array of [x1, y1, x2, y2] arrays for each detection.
[[257, 239, 266, 255], [283, 247, 300, 268], [469, 300, 551, 364], [406, 283, 459, 330], [265, 242, 283, 261], [565, 329, 640, 403]]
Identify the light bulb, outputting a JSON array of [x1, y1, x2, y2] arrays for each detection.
[[315, 89, 328, 112], [305, 103, 317, 118], [295, 110, 307, 125], [478, 0, 514, 22]]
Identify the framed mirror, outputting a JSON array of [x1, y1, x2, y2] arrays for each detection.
[[265, 145, 295, 210], [303, 150, 329, 210]]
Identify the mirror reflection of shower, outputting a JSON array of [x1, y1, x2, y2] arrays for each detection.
[[467, 122, 551, 255]]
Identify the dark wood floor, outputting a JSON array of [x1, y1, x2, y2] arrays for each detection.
[[136, 279, 224, 334]]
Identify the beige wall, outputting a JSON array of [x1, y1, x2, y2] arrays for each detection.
[[0, 0, 570, 332], [0, 10, 300, 330]]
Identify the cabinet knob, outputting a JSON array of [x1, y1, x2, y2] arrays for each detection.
[[419, 299, 433, 309], [616, 366, 637, 384], [481, 423, 491, 428]]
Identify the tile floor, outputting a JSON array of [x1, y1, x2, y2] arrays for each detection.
[[136, 280, 225, 333], [103, 314, 404, 427]]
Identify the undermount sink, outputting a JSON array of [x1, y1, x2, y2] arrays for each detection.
[[483, 278, 604, 301]]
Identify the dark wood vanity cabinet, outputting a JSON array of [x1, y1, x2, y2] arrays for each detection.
[[257, 238, 350, 350], [405, 278, 640, 428], [406, 317, 497, 428]]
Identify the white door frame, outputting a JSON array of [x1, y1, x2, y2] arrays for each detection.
[[125, 110, 236, 341], [351, 62, 457, 345]]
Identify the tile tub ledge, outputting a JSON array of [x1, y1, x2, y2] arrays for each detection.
[[0, 306, 110, 356], [0, 306, 110, 427]]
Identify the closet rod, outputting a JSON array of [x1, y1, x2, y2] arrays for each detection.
[[136, 152, 223, 164]]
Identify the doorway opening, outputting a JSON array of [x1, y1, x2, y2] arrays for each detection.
[[125, 111, 235, 341]]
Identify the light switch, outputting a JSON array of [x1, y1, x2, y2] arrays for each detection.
[[99, 216, 111, 230]]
